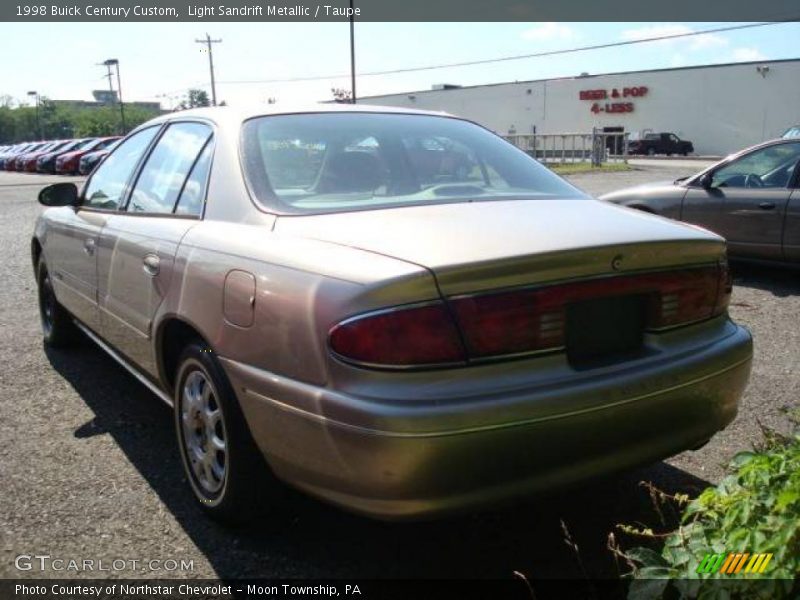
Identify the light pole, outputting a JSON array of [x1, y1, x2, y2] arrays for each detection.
[[27, 91, 41, 139], [349, 0, 356, 103], [195, 33, 221, 106], [104, 59, 126, 134]]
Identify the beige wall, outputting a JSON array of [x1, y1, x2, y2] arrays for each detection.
[[359, 60, 800, 156]]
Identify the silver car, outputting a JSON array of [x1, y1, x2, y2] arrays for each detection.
[[32, 105, 752, 521], [601, 139, 800, 266]]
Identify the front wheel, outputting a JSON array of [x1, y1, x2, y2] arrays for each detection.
[[647, 148, 656, 156], [174, 342, 281, 522], [37, 260, 77, 347]]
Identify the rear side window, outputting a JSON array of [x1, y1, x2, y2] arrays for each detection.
[[83, 127, 159, 210], [127, 122, 212, 214], [175, 140, 214, 216]]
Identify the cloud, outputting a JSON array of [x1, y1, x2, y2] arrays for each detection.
[[731, 47, 767, 62], [521, 22, 578, 43], [621, 24, 728, 51]]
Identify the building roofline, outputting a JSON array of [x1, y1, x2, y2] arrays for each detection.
[[357, 57, 800, 100]]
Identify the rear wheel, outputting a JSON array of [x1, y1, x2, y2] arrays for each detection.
[[37, 260, 77, 347], [174, 342, 281, 522]]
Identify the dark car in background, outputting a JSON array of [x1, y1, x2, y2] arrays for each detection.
[[78, 140, 119, 175], [37, 138, 94, 174], [629, 132, 694, 156], [56, 137, 119, 175]]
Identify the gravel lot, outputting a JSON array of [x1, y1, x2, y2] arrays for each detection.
[[1, 164, 797, 582]]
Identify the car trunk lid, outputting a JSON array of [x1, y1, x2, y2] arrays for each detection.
[[274, 198, 726, 296]]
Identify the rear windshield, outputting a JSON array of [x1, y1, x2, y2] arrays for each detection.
[[241, 112, 584, 214]]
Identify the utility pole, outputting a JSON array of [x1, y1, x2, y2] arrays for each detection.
[[102, 61, 114, 96], [107, 59, 125, 133], [349, 0, 356, 103], [101, 59, 125, 134], [195, 33, 222, 106]]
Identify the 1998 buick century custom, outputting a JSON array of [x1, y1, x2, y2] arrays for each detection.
[[32, 105, 753, 521]]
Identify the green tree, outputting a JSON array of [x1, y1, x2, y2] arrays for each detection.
[[177, 89, 211, 110]]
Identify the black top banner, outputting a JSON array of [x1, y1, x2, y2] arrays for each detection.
[[2, 0, 800, 22]]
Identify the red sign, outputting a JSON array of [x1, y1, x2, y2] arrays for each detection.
[[579, 86, 648, 114]]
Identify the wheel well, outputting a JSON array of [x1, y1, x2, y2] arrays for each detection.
[[158, 319, 208, 393], [31, 238, 42, 272]]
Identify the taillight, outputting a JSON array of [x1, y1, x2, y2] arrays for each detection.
[[329, 302, 466, 368], [449, 287, 565, 358], [713, 260, 732, 318], [329, 264, 730, 369]]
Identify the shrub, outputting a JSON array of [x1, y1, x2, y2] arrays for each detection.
[[620, 428, 800, 600]]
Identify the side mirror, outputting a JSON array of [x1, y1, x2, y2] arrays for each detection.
[[698, 173, 713, 189], [38, 183, 79, 207]]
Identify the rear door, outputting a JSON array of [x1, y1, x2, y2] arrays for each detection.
[[97, 121, 214, 376], [681, 142, 800, 261], [45, 127, 161, 332]]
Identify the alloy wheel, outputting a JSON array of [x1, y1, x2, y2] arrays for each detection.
[[180, 369, 228, 496]]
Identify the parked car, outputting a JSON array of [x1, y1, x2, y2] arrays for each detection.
[[601, 138, 800, 266], [33, 105, 752, 521], [628, 132, 694, 156], [19, 141, 69, 172], [782, 125, 800, 139], [0, 143, 36, 169], [78, 141, 119, 175], [5, 142, 48, 171], [37, 138, 95, 174], [56, 137, 119, 175]]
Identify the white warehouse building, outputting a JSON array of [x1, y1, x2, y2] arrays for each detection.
[[359, 58, 800, 156]]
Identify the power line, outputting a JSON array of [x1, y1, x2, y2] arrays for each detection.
[[156, 20, 798, 96], [214, 21, 797, 85]]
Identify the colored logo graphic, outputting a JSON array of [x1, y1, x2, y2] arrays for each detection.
[[696, 552, 773, 575]]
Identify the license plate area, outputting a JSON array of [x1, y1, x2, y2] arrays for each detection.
[[566, 294, 646, 368]]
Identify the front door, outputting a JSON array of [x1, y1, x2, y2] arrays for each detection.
[[682, 142, 800, 261], [46, 126, 163, 331], [44, 208, 107, 332]]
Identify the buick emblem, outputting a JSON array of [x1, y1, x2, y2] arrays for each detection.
[[611, 254, 624, 271]]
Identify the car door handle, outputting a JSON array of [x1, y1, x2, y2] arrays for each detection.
[[759, 201, 776, 210], [142, 254, 160, 276], [83, 238, 96, 255]]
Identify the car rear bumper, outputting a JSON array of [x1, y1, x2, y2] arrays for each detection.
[[221, 321, 752, 520]]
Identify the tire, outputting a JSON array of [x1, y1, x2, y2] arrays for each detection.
[[647, 148, 656, 156], [37, 260, 78, 348], [173, 341, 281, 522]]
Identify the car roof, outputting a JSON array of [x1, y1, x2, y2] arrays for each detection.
[[145, 103, 452, 128]]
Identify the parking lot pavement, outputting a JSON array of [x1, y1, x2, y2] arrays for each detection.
[[0, 171, 85, 187], [567, 162, 702, 197], [1, 169, 797, 582]]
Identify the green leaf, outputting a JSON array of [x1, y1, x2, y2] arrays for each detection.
[[626, 547, 669, 568]]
